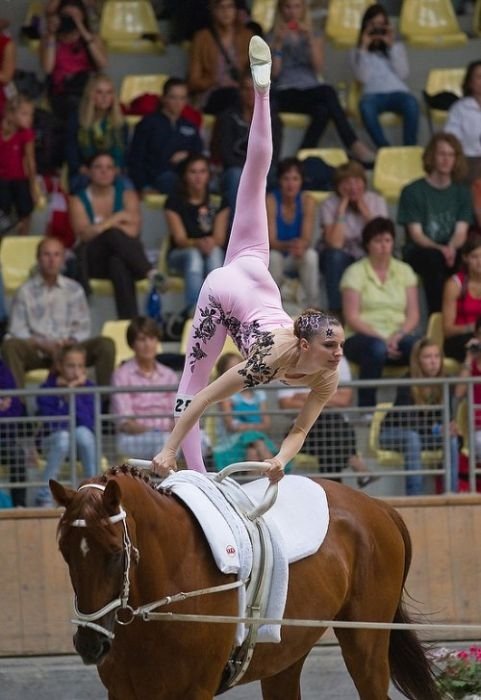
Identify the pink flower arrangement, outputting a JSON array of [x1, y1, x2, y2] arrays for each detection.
[[430, 646, 481, 698]]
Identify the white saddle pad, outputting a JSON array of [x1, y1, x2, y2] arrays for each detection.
[[161, 472, 329, 644]]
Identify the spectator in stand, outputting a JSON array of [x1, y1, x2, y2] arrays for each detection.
[[188, 0, 253, 115], [397, 132, 473, 316], [45, 0, 103, 33], [318, 160, 388, 315], [0, 21, 15, 120], [278, 355, 375, 486], [455, 316, 481, 465], [267, 157, 320, 309], [381, 337, 459, 495], [0, 95, 37, 236], [351, 3, 419, 148], [442, 233, 481, 363], [40, 0, 107, 123], [35, 342, 97, 507], [0, 359, 27, 507], [165, 154, 229, 316], [341, 216, 420, 408], [111, 317, 177, 461], [445, 60, 481, 184], [2, 237, 114, 388], [65, 73, 129, 193], [269, 0, 374, 161], [213, 351, 277, 470], [128, 78, 203, 196], [69, 152, 157, 319], [212, 71, 282, 211]]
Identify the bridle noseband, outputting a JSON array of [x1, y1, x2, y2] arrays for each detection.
[[69, 483, 138, 640]]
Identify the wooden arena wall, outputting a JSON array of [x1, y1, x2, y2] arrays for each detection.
[[1, 495, 481, 656]]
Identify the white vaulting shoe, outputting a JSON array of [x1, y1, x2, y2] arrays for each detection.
[[249, 35, 271, 92]]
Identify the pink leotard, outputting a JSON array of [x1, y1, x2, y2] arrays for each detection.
[[176, 87, 295, 469]]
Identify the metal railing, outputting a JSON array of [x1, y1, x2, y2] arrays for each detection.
[[0, 375, 480, 505]]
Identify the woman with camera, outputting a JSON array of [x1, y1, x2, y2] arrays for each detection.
[[443, 233, 481, 363], [270, 0, 373, 162], [350, 3, 419, 148], [40, 0, 107, 123]]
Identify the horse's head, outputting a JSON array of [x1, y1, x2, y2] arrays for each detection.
[[51, 476, 139, 666]]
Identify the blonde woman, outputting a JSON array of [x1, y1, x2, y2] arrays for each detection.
[[270, 0, 373, 160], [380, 337, 459, 495], [65, 73, 129, 192]]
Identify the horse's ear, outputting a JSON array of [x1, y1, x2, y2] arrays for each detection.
[[103, 480, 121, 515], [49, 479, 76, 507]]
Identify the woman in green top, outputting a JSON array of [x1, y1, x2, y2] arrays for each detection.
[[341, 216, 420, 408]]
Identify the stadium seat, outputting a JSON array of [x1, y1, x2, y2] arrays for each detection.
[[22, 1, 44, 51], [279, 113, 309, 129], [372, 146, 424, 202], [423, 68, 464, 129], [426, 312, 461, 375], [347, 80, 401, 126], [369, 402, 443, 466], [0, 235, 43, 295], [474, 0, 481, 36], [89, 279, 150, 297], [101, 319, 163, 366], [251, 0, 276, 33], [100, 1, 165, 53], [120, 73, 169, 129], [297, 148, 349, 168], [325, 0, 374, 47], [400, 0, 468, 47]]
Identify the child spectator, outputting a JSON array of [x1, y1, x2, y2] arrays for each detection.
[[267, 157, 320, 309], [319, 160, 388, 314], [0, 95, 37, 236], [381, 337, 459, 495], [110, 317, 177, 461], [213, 352, 277, 470], [35, 343, 96, 507], [65, 73, 129, 193], [0, 359, 27, 507]]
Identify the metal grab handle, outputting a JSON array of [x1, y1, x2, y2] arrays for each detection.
[[214, 461, 279, 520]]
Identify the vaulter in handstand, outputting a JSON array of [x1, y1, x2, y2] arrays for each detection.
[[152, 36, 344, 483]]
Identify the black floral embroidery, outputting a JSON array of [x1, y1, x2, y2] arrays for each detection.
[[188, 294, 277, 383]]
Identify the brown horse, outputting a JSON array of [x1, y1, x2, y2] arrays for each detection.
[[50, 465, 441, 700]]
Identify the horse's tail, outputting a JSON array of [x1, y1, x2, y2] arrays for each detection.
[[387, 508, 442, 700]]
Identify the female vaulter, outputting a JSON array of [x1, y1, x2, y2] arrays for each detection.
[[152, 36, 345, 483]]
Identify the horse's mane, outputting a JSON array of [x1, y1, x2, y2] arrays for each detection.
[[57, 463, 159, 550]]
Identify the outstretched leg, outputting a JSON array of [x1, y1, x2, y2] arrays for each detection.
[[176, 36, 273, 472]]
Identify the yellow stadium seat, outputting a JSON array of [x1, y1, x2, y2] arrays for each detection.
[[369, 402, 443, 466], [372, 146, 424, 202], [297, 148, 349, 168], [23, 1, 44, 51], [325, 0, 374, 47], [101, 319, 163, 366], [143, 193, 167, 209], [424, 68, 465, 127], [120, 73, 169, 106], [347, 80, 401, 126], [304, 190, 332, 205], [251, 0, 276, 33], [400, 0, 467, 47], [279, 113, 309, 129], [100, 1, 165, 53], [89, 279, 149, 297], [0, 235, 43, 295], [426, 312, 461, 375], [180, 319, 239, 357]]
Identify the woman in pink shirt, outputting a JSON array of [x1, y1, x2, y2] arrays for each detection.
[[111, 317, 178, 461]]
